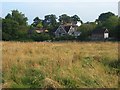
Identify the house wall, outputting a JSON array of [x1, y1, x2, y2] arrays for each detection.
[[55, 26, 67, 37], [104, 33, 109, 39], [68, 26, 75, 35], [91, 34, 104, 40], [55, 25, 79, 37]]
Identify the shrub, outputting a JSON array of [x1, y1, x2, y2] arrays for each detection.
[[32, 33, 51, 41], [55, 35, 75, 41]]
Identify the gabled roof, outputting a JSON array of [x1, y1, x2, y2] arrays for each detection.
[[55, 25, 67, 34], [61, 24, 78, 32], [92, 27, 108, 34], [63, 25, 71, 32], [35, 28, 48, 33]]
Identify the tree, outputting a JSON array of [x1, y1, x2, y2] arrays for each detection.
[[2, 19, 19, 40], [71, 15, 83, 24], [36, 23, 43, 28], [32, 31, 51, 41], [5, 13, 12, 20], [59, 14, 83, 25], [43, 14, 57, 27], [43, 14, 58, 35], [95, 12, 118, 39], [103, 16, 118, 37], [2, 10, 28, 41], [32, 17, 43, 28], [97, 12, 115, 23], [77, 22, 97, 40], [59, 14, 71, 24], [11, 10, 28, 26]]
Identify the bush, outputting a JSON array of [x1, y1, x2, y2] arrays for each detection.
[[55, 35, 75, 41], [32, 33, 51, 41]]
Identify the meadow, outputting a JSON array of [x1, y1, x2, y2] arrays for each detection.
[[2, 41, 120, 88]]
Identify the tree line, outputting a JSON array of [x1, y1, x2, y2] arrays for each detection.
[[1, 10, 120, 41]]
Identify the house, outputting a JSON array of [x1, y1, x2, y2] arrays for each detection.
[[35, 28, 48, 34], [28, 28, 48, 38], [91, 27, 109, 40], [54, 24, 81, 37], [28, 28, 48, 34]]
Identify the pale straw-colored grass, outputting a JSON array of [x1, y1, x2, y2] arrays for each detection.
[[2, 41, 119, 88]]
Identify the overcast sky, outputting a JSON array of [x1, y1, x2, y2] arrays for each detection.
[[1, 0, 119, 2], [1, 1, 119, 24]]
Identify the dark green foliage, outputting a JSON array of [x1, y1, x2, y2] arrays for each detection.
[[77, 22, 97, 40], [71, 15, 83, 24], [32, 32, 51, 41], [43, 14, 57, 28], [2, 10, 29, 41], [55, 35, 75, 41], [2, 19, 19, 40], [59, 14, 71, 24], [102, 16, 118, 38], [2, 10, 119, 41], [31, 16, 43, 31], [97, 12, 115, 22], [11, 10, 28, 26], [96, 12, 118, 39], [59, 14, 82, 25], [42, 14, 60, 36]]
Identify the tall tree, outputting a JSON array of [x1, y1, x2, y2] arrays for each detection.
[[2, 19, 19, 40], [71, 15, 83, 24], [32, 17, 43, 28], [5, 13, 12, 20], [96, 12, 115, 23], [43, 14, 58, 35], [2, 10, 28, 41], [59, 14, 71, 24], [77, 22, 97, 40], [95, 12, 118, 39], [43, 14, 57, 28], [104, 16, 119, 38], [11, 10, 28, 26]]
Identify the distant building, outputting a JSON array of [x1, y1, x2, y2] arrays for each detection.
[[28, 27, 48, 34], [91, 27, 109, 40], [35, 28, 48, 34], [28, 27, 48, 38], [54, 24, 81, 37]]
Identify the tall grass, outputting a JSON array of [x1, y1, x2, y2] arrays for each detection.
[[2, 41, 119, 88]]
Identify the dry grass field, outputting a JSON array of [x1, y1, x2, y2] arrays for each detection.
[[2, 41, 119, 88]]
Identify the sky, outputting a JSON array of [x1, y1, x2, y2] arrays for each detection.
[[1, 0, 119, 2], [1, 1, 119, 25]]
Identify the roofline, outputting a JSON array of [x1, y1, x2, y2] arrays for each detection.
[[55, 25, 67, 34]]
